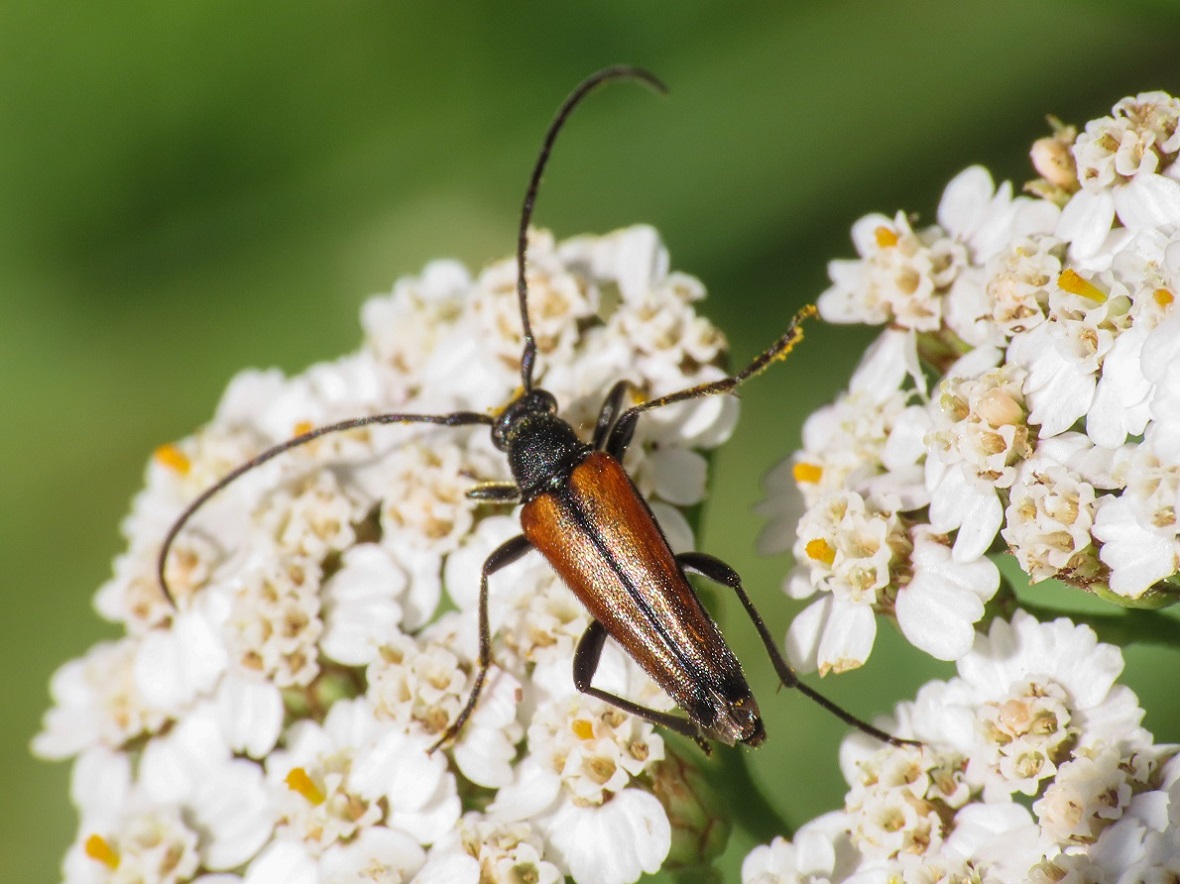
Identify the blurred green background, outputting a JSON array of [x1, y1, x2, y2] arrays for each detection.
[[5, 2, 1180, 880]]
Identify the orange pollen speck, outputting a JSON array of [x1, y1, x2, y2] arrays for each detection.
[[874, 226, 899, 248], [571, 719, 595, 741], [84, 834, 120, 870], [285, 767, 326, 805], [1154, 287, 1174, 307], [153, 443, 191, 475], [793, 462, 823, 484], [806, 538, 837, 566], [1058, 269, 1107, 303], [293, 421, 315, 437]]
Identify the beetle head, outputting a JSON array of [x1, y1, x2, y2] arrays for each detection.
[[492, 389, 559, 452]]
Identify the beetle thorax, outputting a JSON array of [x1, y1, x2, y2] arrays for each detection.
[[494, 389, 590, 499]]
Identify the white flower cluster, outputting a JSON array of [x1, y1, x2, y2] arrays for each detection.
[[743, 612, 1179, 882], [760, 90, 1180, 678], [35, 225, 740, 884], [748, 90, 1180, 880]]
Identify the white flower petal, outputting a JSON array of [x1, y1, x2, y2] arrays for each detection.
[[1114, 173, 1180, 230], [650, 446, 707, 505], [191, 759, 273, 870], [139, 707, 230, 803], [545, 790, 671, 884], [135, 592, 229, 711], [944, 802, 1039, 876], [880, 406, 931, 473], [319, 544, 407, 666], [937, 166, 996, 240], [927, 464, 1003, 563], [490, 757, 562, 821], [70, 746, 132, 824], [215, 674, 283, 758], [452, 668, 523, 789], [850, 329, 921, 398], [1090, 325, 1152, 448], [896, 533, 995, 660], [1093, 496, 1180, 598], [414, 850, 479, 884], [243, 840, 317, 884], [785, 596, 827, 673], [815, 597, 876, 675], [388, 792, 462, 847], [1058, 188, 1116, 259], [350, 733, 441, 809], [649, 502, 694, 554], [318, 826, 425, 882], [944, 344, 1003, 381], [1008, 324, 1095, 437], [897, 577, 982, 662]]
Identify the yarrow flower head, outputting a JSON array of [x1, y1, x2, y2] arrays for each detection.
[[744, 612, 1177, 882], [762, 89, 1180, 680], [751, 88, 1180, 881], [36, 225, 745, 884]]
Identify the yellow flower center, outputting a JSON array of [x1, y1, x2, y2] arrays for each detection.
[[874, 226, 899, 248], [806, 538, 837, 565], [1057, 268, 1107, 303], [153, 443, 191, 475], [84, 834, 120, 870], [793, 462, 824, 484], [285, 767, 326, 805]]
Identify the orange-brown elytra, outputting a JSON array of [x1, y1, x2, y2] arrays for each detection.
[[523, 450, 764, 746], [156, 65, 913, 753]]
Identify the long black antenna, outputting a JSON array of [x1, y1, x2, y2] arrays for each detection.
[[157, 66, 666, 608], [156, 410, 492, 606], [516, 65, 667, 392]]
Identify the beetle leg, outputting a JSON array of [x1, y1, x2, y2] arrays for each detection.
[[466, 481, 521, 503], [675, 551, 799, 682], [573, 620, 712, 754], [676, 551, 918, 749], [430, 533, 533, 753], [592, 380, 630, 451], [604, 410, 638, 460], [597, 378, 638, 459]]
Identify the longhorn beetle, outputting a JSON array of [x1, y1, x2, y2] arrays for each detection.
[[158, 65, 910, 753]]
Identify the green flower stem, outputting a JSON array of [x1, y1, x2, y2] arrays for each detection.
[[707, 743, 794, 845], [1018, 601, 1179, 650], [668, 866, 723, 884]]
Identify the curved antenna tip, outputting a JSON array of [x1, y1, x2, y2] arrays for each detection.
[[516, 65, 668, 394], [595, 64, 669, 97]]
